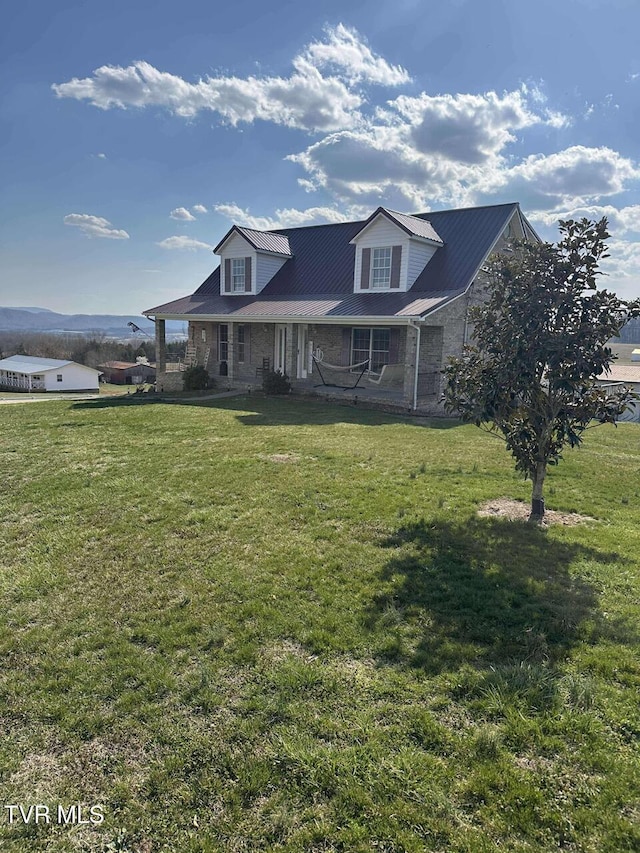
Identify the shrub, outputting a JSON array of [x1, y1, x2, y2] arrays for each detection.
[[183, 365, 213, 391], [262, 369, 291, 395]]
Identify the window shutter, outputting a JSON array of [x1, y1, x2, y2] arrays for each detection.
[[245, 324, 251, 363], [389, 328, 400, 363], [390, 246, 402, 289], [360, 248, 371, 290], [244, 257, 252, 292], [342, 328, 352, 364], [224, 259, 231, 293]]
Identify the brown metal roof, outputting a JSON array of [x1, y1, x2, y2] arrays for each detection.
[[99, 361, 156, 370], [146, 203, 522, 320], [352, 207, 443, 243], [214, 225, 291, 255], [144, 290, 461, 321]]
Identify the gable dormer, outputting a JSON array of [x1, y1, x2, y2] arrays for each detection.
[[214, 226, 292, 296], [350, 208, 443, 293]]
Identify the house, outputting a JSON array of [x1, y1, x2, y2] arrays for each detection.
[[98, 360, 156, 385], [0, 355, 101, 392], [596, 364, 640, 422], [144, 202, 540, 411]]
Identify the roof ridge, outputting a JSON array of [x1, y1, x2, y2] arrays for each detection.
[[267, 202, 520, 234]]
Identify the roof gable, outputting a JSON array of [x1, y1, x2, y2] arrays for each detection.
[[214, 225, 291, 256], [350, 207, 443, 245]]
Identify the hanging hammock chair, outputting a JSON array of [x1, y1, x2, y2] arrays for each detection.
[[312, 351, 370, 389]]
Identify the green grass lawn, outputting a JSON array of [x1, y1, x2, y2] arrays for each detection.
[[1, 395, 639, 852], [0, 383, 128, 400]]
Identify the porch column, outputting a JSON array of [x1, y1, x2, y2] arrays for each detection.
[[155, 318, 166, 373], [403, 324, 419, 406], [285, 323, 294, 378], [227, 322, 235, 381]]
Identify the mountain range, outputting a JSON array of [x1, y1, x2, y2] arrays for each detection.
[[0, 307, 185, 337]]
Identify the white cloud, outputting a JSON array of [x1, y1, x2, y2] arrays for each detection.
[[385, 88, 545, 164], [299, 23, 410, 86], [64, 213, 129, 239], [52, 23, 400, 133], [529, 204, 640, 235], [288, 86, 574, 210], [170, 206, 196, 221], [480, 146, 640, 209], [52, 26, 639, 244], [97, 152, 107, 159], [213, 202, 354, 230], [289, 128, 473, 210], [52, 25, 406, 134], [601, 239, 640, 299], [53, 58, 362, 132], [157, 236, 213, 250]]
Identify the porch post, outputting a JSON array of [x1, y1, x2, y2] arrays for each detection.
[[155, 318, 166, 373], [227, 322, 234, 381], [403, 323, 419, 407], [285, 323, 294, 378]]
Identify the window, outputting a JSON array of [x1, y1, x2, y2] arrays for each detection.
[[371, 247, 392, 289], [237, 325, 246, 363], [201, 328, 207, 342], [232, 258, 246, 292], [352, 328, 390, 372], [218, 324, 229, 361], [56, 374, 63, 382]]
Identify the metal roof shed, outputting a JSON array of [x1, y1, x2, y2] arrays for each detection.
[[0, 355, 102, 392]]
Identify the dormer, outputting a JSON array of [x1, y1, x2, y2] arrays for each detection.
[[214, 226, 292, 296], [350, 208, 443, 293]]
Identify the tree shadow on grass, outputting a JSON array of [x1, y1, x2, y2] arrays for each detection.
[[368, 516, 633, 677]]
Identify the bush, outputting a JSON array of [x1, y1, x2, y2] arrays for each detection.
[[183, 365, 213, 391], [262, 369, 291, 395]]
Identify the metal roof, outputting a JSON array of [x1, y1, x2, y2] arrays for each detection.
[[352, 207, 443, 243], [597, 365, 640, 383], [214, 225, 291, 255], [0, 355, 100, 374], [146, 202, 522, 320], [99, 361, 155, 370]]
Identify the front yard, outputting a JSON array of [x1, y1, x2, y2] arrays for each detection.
[[1, 396, 639, 852]]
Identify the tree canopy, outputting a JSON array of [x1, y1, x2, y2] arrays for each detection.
[[444, 217, 640, 522]]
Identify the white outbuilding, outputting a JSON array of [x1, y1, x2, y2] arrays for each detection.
[[0, 355, 101, 392], [596, 364, 640, 422]]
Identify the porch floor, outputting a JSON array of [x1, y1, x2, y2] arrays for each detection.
[[292, 378, 407, 406]]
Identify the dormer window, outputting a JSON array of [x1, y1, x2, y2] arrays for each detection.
[[371, 247, 392, 289], [351, 208, 444, 293], [215, 225, 292, 296], [232, 258, 246, 292]]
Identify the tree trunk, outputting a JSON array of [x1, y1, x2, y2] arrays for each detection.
[[529, 462, 546, 523]]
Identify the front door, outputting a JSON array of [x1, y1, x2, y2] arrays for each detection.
[[296, 324, 309, 379], [274, 324, 287, 374]]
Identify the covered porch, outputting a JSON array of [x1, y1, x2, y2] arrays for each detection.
[[153, 317, 445, 409]]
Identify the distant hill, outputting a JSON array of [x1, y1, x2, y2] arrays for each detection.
[[0, 307, 185, 337]]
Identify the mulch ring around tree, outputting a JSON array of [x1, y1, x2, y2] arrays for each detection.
[[477, 498, 597, 526]]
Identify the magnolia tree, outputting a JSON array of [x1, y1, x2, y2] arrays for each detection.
[[444, 218, 639, 523]]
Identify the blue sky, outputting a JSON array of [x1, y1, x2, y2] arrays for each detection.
[[1, 0, 639, 315]]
